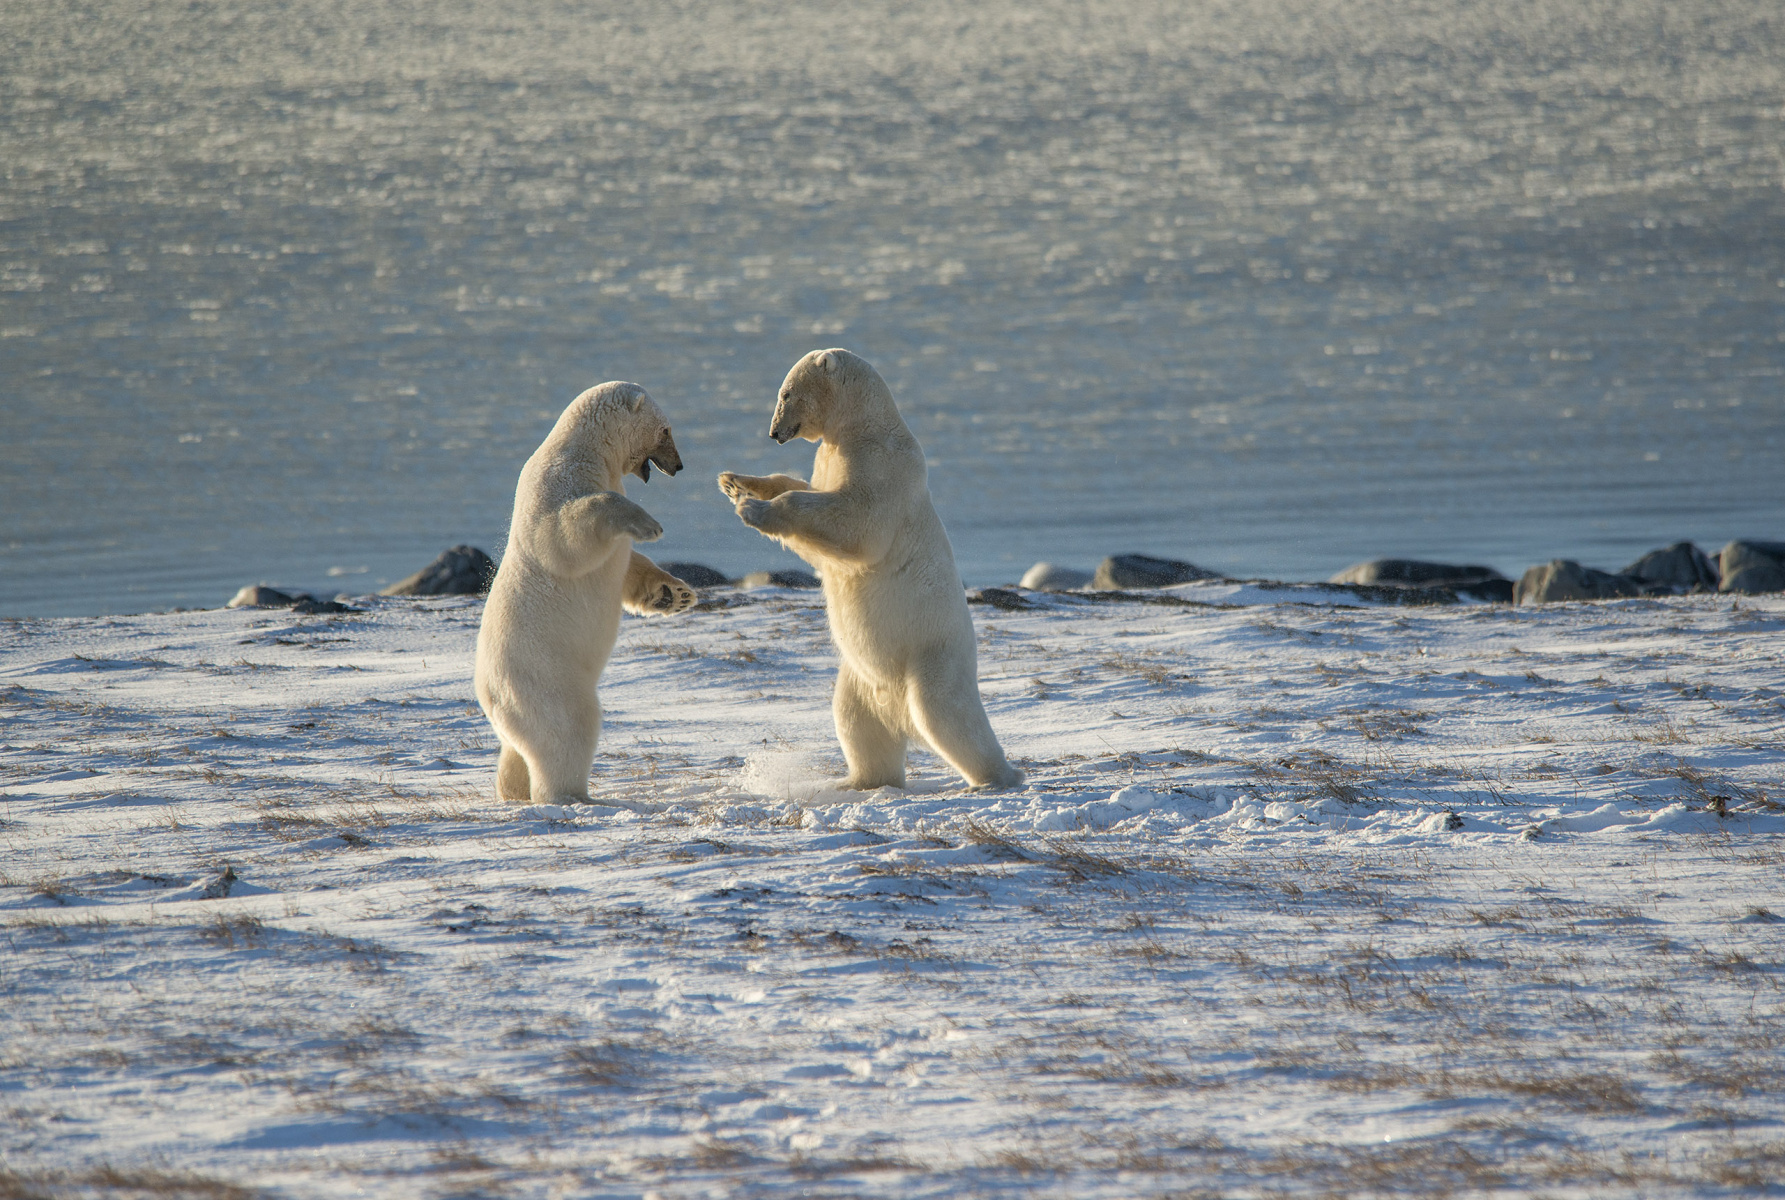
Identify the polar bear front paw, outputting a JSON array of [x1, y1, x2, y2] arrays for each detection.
[[620, 508, 664, 543], [717, 472, 753, 503], [644, 577, 698, 615], [737, 498, 775, 531]]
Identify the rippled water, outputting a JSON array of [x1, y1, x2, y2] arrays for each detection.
[[4, 0, 1782, 615]]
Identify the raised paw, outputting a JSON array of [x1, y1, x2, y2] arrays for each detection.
[[717, 472, 756, 504], [621, 509, 664, 543], [736, 497, 774, 531], [643, 577, 699, 615]]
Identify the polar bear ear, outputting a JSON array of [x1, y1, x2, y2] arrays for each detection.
[[626, 391, 646, 412], [816, 350, 838, 375]]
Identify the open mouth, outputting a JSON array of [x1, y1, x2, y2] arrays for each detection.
[[638, 455, 676, 481], [638, 434, 682, 481]]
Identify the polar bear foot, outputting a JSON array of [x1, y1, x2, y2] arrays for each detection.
[[641, 577, 698, 615], [842, 774, 906, 792], [968, 765, 1026, 792]]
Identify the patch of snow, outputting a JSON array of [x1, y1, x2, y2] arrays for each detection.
[[3, 590, 1783, 1197]]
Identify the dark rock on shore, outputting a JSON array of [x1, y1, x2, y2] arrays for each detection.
[[1514, 560, 1645, 604], [228, 585, 298, 609], [1330, 559, 1513, 602], [290, 596, 354, 614], [1329, 559, 1506, 587], [226, 585, 353, 614], [379, 545, 495, 596], [660, 562, 732, 588], [1092, 554, 1220, 590], [1452, 578, 1515, 603], [740, 568, 820, 590], [1620, 542, 1719, 593], [968, 587, 1037, 611], [1718, 541, 1785, 594]]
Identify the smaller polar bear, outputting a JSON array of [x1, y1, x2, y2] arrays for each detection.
[[719, 349, 1022, 791], [475, 382, 696, 804]]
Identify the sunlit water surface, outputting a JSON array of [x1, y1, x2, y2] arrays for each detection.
[[3, 0, 1782, 615]]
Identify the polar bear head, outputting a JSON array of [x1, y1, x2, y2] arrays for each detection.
[[562, 381, 683, 482], [769, 348, 891, 444]]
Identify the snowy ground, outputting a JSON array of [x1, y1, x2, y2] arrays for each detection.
[[3, 585, 1783, 1199]]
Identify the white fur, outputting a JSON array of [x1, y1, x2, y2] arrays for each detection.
[[719, 349, 1022, 791], [475, 382, 696, 803]]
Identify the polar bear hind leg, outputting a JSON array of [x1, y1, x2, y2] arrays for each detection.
[[906, 666, 1024, 790], [496, 743, 531, 801], [834, 664, 907, 790], [486, 689, 601, 804]]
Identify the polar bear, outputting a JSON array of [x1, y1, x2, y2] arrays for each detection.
[[475, 382, 697, 804], [718, 349, 1022, 791]]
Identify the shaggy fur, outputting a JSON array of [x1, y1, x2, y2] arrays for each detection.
[[719, 349, 1021, 790], [475, 382, 695, 803]]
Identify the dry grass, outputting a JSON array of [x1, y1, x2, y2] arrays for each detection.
[[1655, 759, 1772, 812], [0, 1166, 262, 1199], [565, 1039, 646, 1087], [957, 818, 1031, 861], [1101, 652, 1193, 687], [1432, 1067, 1646, 1114], [197, 914, 265, 948], [787, 1150, 917, 1177], [1344, 709, 1430, 741], [635, 641, 759, 665]]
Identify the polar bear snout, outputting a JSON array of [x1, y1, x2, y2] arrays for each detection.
[[769, 394, 803, 444], [637, 428, 683, 481]]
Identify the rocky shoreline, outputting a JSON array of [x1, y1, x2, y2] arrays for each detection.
[[223, 539, 1785, 613]]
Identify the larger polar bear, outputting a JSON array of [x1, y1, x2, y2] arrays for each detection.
[[475, 382, 697, 804], [719, 349, 1022, 791]]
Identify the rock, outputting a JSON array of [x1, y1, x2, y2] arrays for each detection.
[[968, 587, 1037, 611], [290, 597, 354, 614], [659, 562, 732, 588], [226, 584, 354, 613], [1718, 541, 1785, 594], [1330, 559, 1513, 603], [1455, 578, 1516, 603], [1619, 542, 1719, 593], [739, 568, 821, 590], [1513, 560, 1645, 604], [1019, 562, 1093, 591], [1091, 554, 1220, 591], [1329, 559, 1507, 587], [379, 545, 495, 596], [227, 585, 300, 609]]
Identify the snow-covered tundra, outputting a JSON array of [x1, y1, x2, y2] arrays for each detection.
[[2, 584, 1783, 1199]]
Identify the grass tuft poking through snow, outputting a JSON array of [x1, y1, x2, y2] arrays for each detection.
[[2, 590, 1783, 1197]]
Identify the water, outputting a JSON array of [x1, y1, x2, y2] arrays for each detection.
[[4, 0, 1781, 616]]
